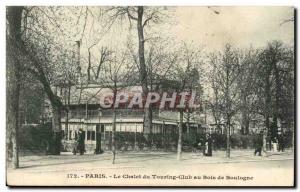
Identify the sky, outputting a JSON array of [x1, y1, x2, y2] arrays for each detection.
[[71, 6, 294, 65], [170, 6, 294, 51], [35, 6, 294, 84]]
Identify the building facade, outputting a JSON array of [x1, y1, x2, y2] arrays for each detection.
[[57, 84, 206, 152]]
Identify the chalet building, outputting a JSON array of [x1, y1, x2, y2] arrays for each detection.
[[55, 84, 206, 152]]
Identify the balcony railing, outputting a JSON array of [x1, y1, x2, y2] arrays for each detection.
[[62, 109, 160, 119]]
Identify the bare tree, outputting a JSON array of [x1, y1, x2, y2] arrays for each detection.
[[171, 43, 202, 160], [257, 41, 294, 145], [105, 6, 167, 141], [94, 47, 112, 80], [208, 64, 223, 133], [96, 48, 135, 164], [236, 49, 260, 135], [209, 44, 241, 158]]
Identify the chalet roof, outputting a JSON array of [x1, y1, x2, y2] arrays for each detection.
[[59, 84, 143, 105]]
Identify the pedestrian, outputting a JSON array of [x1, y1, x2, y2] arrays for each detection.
[[204, 133, 212, 156], [272, 137, 278, 152], [77, 129, 85, 155], [254, 131, 263, 156], [278, 134, 285, 152], [192, 140, 198, 153], [72, 131, 78, 155]]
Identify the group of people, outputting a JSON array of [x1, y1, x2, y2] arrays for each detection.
[[71, 129, 285, 157], [253, 131, 285, 156], [193, 133, 213, 156]]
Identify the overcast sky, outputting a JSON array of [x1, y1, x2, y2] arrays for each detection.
[[58, 6, 294, 72], [77, 6, 294, 60], [168, 6, 294, 51]]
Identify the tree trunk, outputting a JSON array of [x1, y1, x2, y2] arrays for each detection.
[[65, 86, 71, 140], [271, 116, 278, 140], [177, 109, 183, 160], [226, 117, 231, 158], [136, 6, 152, 143], [143, 107, 152, 143], [112, 109, 116, 164], [262, 130, 267, 156], [65, 110, 68, 140], [87, 49, 91, 83], [264, 68, 272, 150], [265, 115, 271, 150], [225, 61, 231, 158], [292, 126, 294, 152], [6, 6, 23, 169], [186, 109, 190, 134], [241, 94, 249, 134], [7, 58, 20, 169], [51, 106, 62, 155], [273, 62, 281, 138], [95, 132, 102, 154]]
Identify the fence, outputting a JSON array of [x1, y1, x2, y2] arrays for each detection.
[[17, 124, 294, 154]]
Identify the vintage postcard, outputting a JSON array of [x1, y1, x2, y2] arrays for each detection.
[[6, 6, 295, 187]]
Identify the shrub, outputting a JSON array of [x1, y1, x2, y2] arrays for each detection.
[[19, 122, 52, 153]]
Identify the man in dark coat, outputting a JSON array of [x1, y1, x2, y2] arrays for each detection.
[[77, 129, 85, 155], [278, 134, 285, 152], [254, 131, 263, 156]]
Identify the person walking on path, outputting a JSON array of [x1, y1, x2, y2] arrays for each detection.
[[254, 131, 263, 156]]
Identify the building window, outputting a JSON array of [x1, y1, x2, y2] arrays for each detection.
[[91, 131, 96, 141], [86, 131, 96, 141], [96, 124, 105, 133], [87, 131, 91, 140]]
